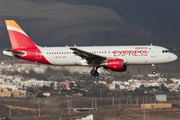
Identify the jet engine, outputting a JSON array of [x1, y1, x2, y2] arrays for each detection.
[[102, 59, 127, 72]]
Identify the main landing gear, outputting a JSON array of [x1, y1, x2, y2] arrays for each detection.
[[151, 64, 157, 75], [90, 67, 99, 77]]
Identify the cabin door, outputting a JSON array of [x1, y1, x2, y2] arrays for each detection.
[[36, 49, 41, 59]]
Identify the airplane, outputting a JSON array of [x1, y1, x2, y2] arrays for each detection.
[[3, 20, 178, 77]]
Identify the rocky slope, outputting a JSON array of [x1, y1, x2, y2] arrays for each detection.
[[0, 0, 151, 48]]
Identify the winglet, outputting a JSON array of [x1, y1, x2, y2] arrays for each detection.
[[65, 45, 69, 49]]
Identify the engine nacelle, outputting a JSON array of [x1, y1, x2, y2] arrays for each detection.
[[102, 59, 127, 72]]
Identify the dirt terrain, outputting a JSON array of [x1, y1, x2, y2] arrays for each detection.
[[1, 97, 180, 120]]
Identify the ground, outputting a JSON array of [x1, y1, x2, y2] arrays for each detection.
[[1, 97, 180, 120]]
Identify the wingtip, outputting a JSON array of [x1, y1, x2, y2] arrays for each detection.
[[65, 45, 69, 48]]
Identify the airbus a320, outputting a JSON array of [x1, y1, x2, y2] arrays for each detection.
[[3, 20, 178, 77]]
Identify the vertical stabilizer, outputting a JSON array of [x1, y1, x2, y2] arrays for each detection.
[[5, 20, 37, 50]]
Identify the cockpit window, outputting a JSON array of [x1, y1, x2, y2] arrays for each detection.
[[162, 50, 170, 53]]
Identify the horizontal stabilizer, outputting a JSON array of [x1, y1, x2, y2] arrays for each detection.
[[3, 49, 26, 57]]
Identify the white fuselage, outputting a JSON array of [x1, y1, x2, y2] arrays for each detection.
[[38, 45, 177, 66]]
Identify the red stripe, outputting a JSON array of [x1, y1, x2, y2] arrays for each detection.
[[14, 48, 52, 65]]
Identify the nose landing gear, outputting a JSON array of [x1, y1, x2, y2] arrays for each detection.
[[151, 64, 157, 75]]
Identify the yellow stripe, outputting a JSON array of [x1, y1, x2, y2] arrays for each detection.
[[5, 20, 24, 32]]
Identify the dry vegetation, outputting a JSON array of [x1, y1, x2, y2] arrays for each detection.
[[1, 97, 180, 120]]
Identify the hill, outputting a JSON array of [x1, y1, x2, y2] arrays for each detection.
[[0, 0, 151, 48], [40, 0, 180, 38]]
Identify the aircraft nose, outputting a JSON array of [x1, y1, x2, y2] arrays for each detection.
[[171, 54, 178, 61]]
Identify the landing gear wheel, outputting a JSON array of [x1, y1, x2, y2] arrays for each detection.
[[152, 71, 157, 75], [90, 69, 99, 77], [90, 70, 96, 75], [94, 72, 99, 77]]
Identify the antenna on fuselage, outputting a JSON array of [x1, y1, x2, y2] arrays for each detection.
[[150, 43, 153, 46]]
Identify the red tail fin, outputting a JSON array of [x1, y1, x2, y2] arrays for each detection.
[[5, 20, 37, 50]]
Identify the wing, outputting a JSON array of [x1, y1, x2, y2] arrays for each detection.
[[69, 46, 107, 65]]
